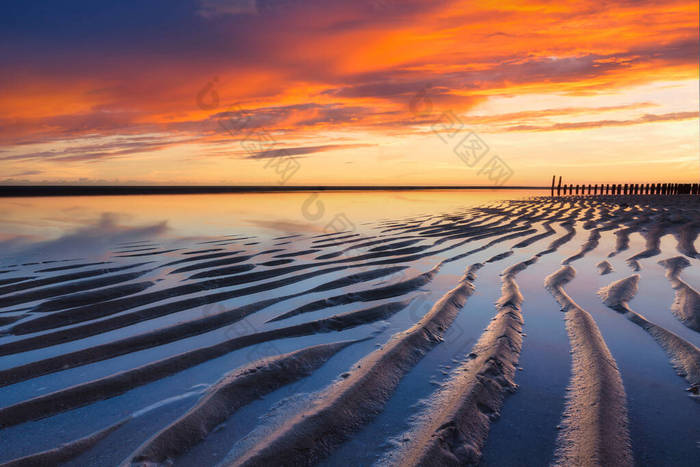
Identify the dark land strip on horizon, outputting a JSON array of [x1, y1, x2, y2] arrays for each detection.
[[0, 186, 547, 197]]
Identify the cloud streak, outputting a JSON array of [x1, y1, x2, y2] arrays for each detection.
[[247, 143, 375, 159], [503, 111, 699, 132]]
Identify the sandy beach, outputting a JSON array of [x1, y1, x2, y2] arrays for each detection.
[[0, 192, 697, 466]]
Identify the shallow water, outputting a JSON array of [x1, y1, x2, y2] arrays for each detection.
[[0, 190, 698, 466]]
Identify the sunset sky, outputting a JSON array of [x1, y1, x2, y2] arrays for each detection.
[[1, 0, 698, 185]]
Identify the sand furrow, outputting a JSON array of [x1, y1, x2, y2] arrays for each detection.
[[0, 277, 35, 287], [0, 263, 148, 299], [381, 259, 530, 466], [121, 340, 358, 465], [31, 281, 155, 313], [562, 228, 601, 264], [0, 266, 404, 362], [267, 263, 440, 322], [545, 266, 632, 467], [0, 270, 152, 309], [536, 221, 576, 256], [625, 221, 668, 269], [512, 221, 556, 248], [259, 259, 294, 266], [273, 249, 321, 258], [181, 248, 225, 255], [34, 261, 112, 273], [445, 227, 537, 263], [161, 251, 241, 267], [0, 300, 409, 426], [115, 249, 180, 258], [311, 233, 360, 244], [169, 254, 256, 274], [658, 257, 700, 332], [313, 236, 372, 249], [596, 260, 613, 275], [598, 275, 699, 394], [220, 264, 481, 466], [673, 222, 699, 258], [3, 261, 372, 343], [0, 419, 129, 467]]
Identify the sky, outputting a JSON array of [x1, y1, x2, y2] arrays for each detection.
[[0, 0, 698, 186]]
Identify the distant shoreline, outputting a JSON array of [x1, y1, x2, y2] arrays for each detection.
[[0, 185, 547, 197]]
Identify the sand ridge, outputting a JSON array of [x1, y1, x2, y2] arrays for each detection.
[[221, 264, 482, 466], [598, 274, 700, 396], [380, 258, 532, 466], [545, 265, 633, 466]]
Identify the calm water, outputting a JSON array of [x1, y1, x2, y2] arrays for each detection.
[[0, 190, 538, 262]]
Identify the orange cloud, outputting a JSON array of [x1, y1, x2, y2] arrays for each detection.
[[0, 0, 697, 183]]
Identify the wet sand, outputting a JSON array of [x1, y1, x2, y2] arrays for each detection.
[[0, 193, 698, 466]]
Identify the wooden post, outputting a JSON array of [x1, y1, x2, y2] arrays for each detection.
[[576, 184, 580, 195], [551, 175, 556, 196], [557, 176, 562, 196], [594, 183, 598, 195]]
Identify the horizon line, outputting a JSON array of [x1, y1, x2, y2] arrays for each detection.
[[0, 185, 549, 197]]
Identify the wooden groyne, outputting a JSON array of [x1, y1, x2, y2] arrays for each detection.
[[550, 175, 699, 197]]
